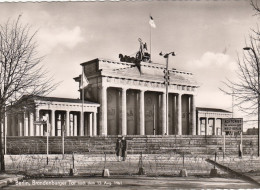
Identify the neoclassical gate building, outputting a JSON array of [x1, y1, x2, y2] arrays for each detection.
[[74, 58, 199, 136], [6, 58, 233, 137]]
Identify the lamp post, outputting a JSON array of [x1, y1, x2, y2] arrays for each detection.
[[159, 51, 175, 135], [243, 47, 260, 157]]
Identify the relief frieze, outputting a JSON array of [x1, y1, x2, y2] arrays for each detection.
[[120, 79, 125, 84], [107, 77, 112, 82], [106, 77, 196, 91]]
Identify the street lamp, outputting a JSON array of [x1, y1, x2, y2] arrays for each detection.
[[243, 46, 260, 157], [159, 51, 175, 135]]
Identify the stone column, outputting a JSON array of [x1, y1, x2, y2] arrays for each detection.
[[29, 112, 34, 136], [35, 109, 40, 136], [40, 112, 44, 136], [45, 112, 50, 136], [84, 114, 88, 136], [70, 114, 74, 136], [74, 114, 78, 136], [162, 92, 167, 135], [11, 116, 16, 136], [80, 112, 84, 136], [66, 111, 70, 136], [173, 95, 177, 135], [93, 112, 97, 136], [121, 88, 127, 136], [18, 114, 23, 136], [99, 86, 107, 136], [213, 118, 217, 135], [23, 111, 29, 136], [139, 90, 145, 135], [191, 95, 196, 135], [197, 117, 200, 135], [205, 117, 208, 136], [177, 94, 182, 135], [89, 113, 93, 136], [51, 110, 55, 136]]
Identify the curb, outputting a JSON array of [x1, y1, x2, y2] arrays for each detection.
[[205, 159, 260, 187], [0, 175, 24, 188]]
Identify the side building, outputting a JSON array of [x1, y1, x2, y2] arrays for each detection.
[[197, 107, 232, 136], [6, 96, 99, 137]]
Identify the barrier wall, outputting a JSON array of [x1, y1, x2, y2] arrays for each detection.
[[6, 135, 257, 156]]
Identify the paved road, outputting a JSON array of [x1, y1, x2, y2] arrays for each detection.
[[3, 176, 257, 189]]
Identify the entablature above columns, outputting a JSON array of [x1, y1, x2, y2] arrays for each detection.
[[95, 76, 197, 95], [35, 101, 99, 113], [198, 111, 232, 119]]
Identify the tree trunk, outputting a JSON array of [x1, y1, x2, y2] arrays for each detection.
[[0, 108, 5, 172]]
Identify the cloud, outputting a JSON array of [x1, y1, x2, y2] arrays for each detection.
[[223, 17, 240, 26], [187, 51, 238, 112], [37, 26, 84, 53], [188, 51, 236, 70]]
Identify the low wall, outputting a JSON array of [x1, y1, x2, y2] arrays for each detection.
[[6, 135, 257, 156]]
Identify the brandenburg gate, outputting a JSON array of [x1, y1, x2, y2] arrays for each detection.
[[74, 58, 199, 136]]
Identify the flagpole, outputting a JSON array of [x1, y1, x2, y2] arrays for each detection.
[[150, 15, 152, 62], [80, 67, 89, 136], [82, 68, 84, 136]]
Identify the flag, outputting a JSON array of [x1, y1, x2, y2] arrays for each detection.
[[80, 70, 89, 89], [149, 16, 156, 28]]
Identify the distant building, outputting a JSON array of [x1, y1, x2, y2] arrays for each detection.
[[246, 127, 258, 135]]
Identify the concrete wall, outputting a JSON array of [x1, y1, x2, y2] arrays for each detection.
[[6, 135, 257, 156]]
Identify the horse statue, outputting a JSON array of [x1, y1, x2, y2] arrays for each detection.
[[119, 38, 151, 64], [135, 38, 150, 62]]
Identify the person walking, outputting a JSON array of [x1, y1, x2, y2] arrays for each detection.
[[121, 136, 128, 161], [115, 137, 122, 161]]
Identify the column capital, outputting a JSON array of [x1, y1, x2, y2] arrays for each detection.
[[121, 87, 127, 92], [99, 85, 108, 89]]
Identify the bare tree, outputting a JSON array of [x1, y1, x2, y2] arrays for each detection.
[[251, 0, 260, 16], [222, 35, 259, 116], [221, 1, 260, 119], [0, 16, 57, 171]]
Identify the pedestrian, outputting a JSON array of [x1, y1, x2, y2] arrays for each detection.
[[121, 136, 128, 161], [115, 137, 122, 161]]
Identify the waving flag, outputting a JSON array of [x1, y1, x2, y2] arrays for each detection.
[[149, 16, 156, 28], [80, 69, 89, 89]]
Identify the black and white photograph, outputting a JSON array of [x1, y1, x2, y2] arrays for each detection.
[[0, 0, 260, 189]]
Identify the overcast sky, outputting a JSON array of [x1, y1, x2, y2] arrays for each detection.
[[0, 1, 258, 120]]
